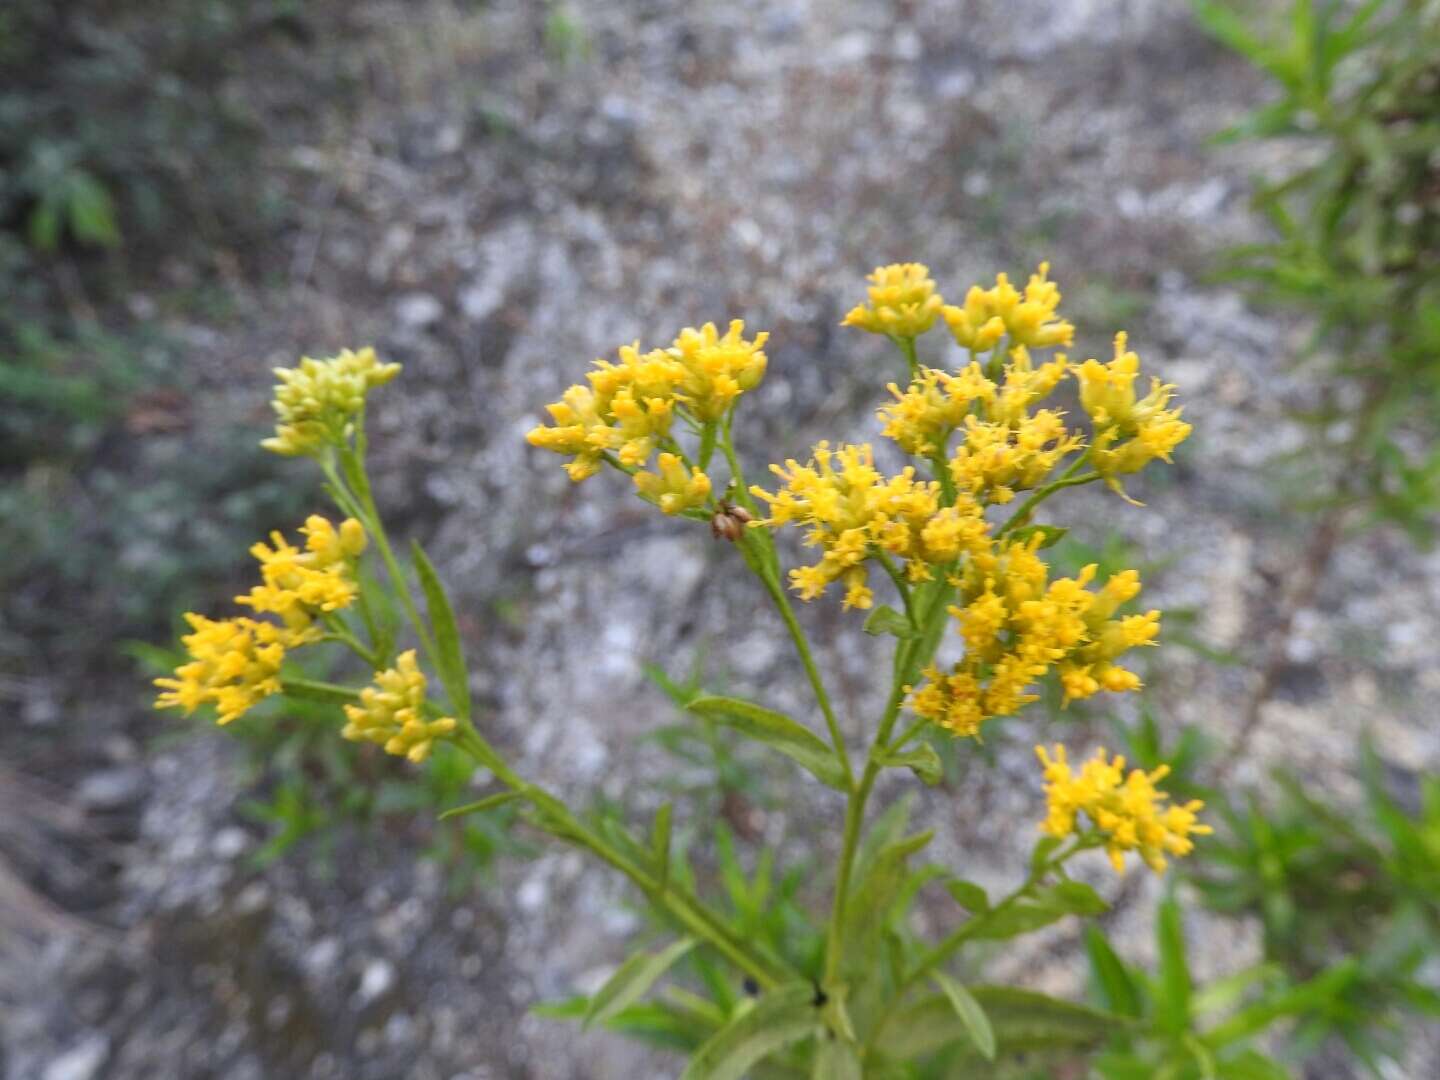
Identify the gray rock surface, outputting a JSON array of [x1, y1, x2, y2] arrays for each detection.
[[5, 2, 1437, 1078]]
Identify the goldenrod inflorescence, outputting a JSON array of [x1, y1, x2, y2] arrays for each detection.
[[1036, 744, 1210, 874], [523, 261, 1188, 745], [750, 442, 989, 609], [155, 515, 365, 725], [748, 261, 1185, 739], [909, 548, 1160, 738], [841, 263, 945, 339], [526, 321, 767, 484], [238, 515, 367, 633], [154, 614, 291, 725], [262, 346, 401, 457], [941, 263, 1074, 351], [1077, 332, 1192, 498], [342, 650, 457, 763]]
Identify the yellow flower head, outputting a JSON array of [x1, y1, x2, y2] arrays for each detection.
[[1035, 744, 1211, 874], [154, 614, 295, 725], [527, 343, 687, 481], [948, 410, 1082, 505], [669, 320, 769, 421], [634, 453, 712, 515], [842, 263, 945, 338], [1076, 333, 1192, 494], [236, 515, 365, 632], [909, 544, 1155, 738], [750, 442, 988, 606], [342, 650, 458, 763], [262, 347, 402, 457], [942, 263, 1074, 352], [878, 364, 997, 458]]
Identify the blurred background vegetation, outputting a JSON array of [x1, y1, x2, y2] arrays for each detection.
[[2, 1, 1437, 1079]]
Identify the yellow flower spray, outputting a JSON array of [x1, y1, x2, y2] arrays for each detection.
[[157, 263, 1210, 1075]]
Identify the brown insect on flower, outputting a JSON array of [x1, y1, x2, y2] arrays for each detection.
[[710, 501, 754, 542]]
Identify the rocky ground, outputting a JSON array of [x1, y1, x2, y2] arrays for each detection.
[[6, 1, 1439, 1078]]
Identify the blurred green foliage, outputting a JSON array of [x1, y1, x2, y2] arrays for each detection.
[[1191, 749, 1440, 1073], [1196, 0, 1440, 542], [0, 1, 357, 665], [1106, 703, 1440, 1077], [0, 0, 317, 256], [132, 639, 525, 888]]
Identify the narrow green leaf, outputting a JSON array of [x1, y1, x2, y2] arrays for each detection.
[[1204, 960, 1359, 1048], [811, 1038, 862, 1080], [651, 802, 673, 884], [585, 937, 698, 1030], [439, 790, 523, 820], [1155, 898, 1192, 1036], [946, 879, 990, 914], [1030, 834, 1064, 876], [1084, 927, 1142, 1018], [844, 831, 935, 944], [863, 604, 917, 639], [963, 899, 1067, 941], [681, 984, 820, 1080], [1008, 523, 1069, 549], [531, 995, 588, 1020], [685, 695, 848, 790], [933, 972, 996, 1061], [411, 541, 471, 720], [877, 986, 1126, 1061], [280, 677, 361, 705], [878, 743, 942, 786], [1192, 963, 1281, 1017], [1047, 879, 1109, 917]]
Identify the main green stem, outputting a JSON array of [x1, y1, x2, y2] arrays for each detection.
[[861, 837, 1089, 1061], [333, 446, 443, 689], [723, 419, 854, 789], [452, 726, 787, 989], [823, 576, 951, 989]]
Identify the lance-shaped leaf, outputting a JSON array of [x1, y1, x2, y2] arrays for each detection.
[[439, 789, 524, 821], [411, 541, 472, 720], [681, 983, 821, 1080], [584, 937, 698, 1030], [685, 696, 848, 790], [945, 879, 990, 914], [877, 743, 942, 786], [932, 972, 996, 1062], [1007, 523, 1069, 549], [1084, 927, 1142, 1019], [280, 677, 361, 705], [863, 604, 917, 639], [876, 986, 1127, 1062], [811, 1038, 862, 1080]]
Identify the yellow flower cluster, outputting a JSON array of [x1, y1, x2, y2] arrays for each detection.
[[941, 263, 1074, 351], [669, 320, 770, 421], [155, 515, 365, 726], [908, 541, 1158, 738], [750, 443, 990, 609], [841, 263, 945, 338], [342, 650, 458, 763], [527, 321, 767, 482], [947, 411, 1081, 505], [1077, 333, 1192, 496], [878, 364, 996, 457], [154, 614, 290, 725], [634, 452, 713, 515], [237, 516, 367, 633], [262, 347, 402, 457], [1035, 744, 1210, 874], [880, 348, 1073, 498]]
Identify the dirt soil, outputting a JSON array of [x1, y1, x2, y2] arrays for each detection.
[[6, 2, 1439, 1078]]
